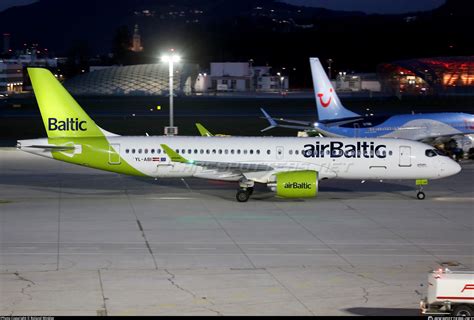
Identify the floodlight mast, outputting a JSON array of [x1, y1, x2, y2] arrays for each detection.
[[161, 50, 181, 135]]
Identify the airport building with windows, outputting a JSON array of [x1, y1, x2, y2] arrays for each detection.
[[377, 56, 474, 95], [65, 61, 289, 96], [64, 63, 199, 96], [0, 53, 58, 93]]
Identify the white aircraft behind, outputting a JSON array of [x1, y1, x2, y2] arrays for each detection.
[[17, 68, 461, 202]]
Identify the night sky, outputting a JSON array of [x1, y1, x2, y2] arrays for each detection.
[[0, 0, 37, 12], [280, 0, 445, 14], [1, 0, 446, 14]]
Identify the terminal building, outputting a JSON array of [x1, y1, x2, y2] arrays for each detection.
[[65, 61, 289, 96], [57, 56, 474, 97], [64, 63, 199, 96], [195, 62, 289, 93], [0, 53, 58, 93], [377, 56, 474, 95], [333, 72, 381, 93], [1, 35, 60, 93]]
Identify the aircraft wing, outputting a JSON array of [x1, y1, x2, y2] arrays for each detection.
[[260, 108, 314, 132], [262, 123, 316, 132], [161, 144, 273, 172], [265, 117, 314, 126]]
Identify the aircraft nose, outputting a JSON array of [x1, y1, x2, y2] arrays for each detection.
[[442, 159, 461, 177], [451, 161, 462, 175]]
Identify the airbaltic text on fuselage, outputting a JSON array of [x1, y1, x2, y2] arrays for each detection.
[[303, 141, 387, 158], [48, 118, 87, 131]]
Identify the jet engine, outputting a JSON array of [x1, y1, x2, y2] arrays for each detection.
[[267, 170, 318, 198]]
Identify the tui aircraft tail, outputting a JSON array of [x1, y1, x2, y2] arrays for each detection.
[[309, 57, 360, 121]]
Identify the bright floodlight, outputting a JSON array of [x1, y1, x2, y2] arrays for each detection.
[[161, 54, 181, 63]]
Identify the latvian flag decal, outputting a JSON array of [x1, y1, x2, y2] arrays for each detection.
[[153, 157, 166, 162]]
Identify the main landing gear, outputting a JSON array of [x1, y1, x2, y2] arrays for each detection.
[[236, 179, 254, 202]]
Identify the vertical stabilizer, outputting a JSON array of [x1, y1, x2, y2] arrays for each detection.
[[310, 57, 360, 121], [28, 68, 113, 138]]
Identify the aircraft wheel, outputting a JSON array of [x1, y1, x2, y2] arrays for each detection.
[[417, 191, 426, 200], [247, 187, 254, 196], [236, 190, 250, 202], [452, 305, 473, 317]]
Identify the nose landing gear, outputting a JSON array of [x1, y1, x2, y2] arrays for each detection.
[[415, 179, 428, 200], [417, 189, 426, 200]]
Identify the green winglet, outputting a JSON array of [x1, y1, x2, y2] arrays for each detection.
[[161, 144, 194, 164], [195, 123, 213, 137]]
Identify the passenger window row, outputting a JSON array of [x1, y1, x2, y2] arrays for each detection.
[[124, 148, 268, 155], [123, 148, 393, 157]]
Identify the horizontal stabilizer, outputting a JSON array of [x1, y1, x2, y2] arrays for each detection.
[[27, 145, 76, 151], [260, 108, 313, 132], [319, 117, 364, 127]]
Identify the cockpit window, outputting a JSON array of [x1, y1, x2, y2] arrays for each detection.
[[434, 149, 446, 156], [425, 149, 437, 157]]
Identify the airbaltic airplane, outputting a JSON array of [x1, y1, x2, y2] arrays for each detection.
[[261, 57, 474, 150], [17, 68, 461, 202]]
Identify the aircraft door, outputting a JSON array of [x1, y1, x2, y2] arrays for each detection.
[[109, 144, 121, 165], [399, 146, 411, 167], [276, 146, 284, 160]]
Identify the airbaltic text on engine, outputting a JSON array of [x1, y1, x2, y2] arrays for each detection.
[[303, 141, 387, 158], [284, 182, 312, 189], [48, 118, 87, 131]]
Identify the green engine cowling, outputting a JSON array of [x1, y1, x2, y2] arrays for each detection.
[[273, 170, 318, 198]]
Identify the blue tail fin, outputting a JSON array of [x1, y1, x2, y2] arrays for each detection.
[[310, 57, 360, 121]]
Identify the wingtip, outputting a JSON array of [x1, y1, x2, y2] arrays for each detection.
[[261, 125, 276, 132]]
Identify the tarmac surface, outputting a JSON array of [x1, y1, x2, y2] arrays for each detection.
[[1, 148, 473, 316]]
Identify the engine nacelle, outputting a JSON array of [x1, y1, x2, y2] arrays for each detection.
[[268, 170, 318, 198]]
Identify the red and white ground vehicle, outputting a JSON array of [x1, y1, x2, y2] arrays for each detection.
[[420, 268, 474, 316]]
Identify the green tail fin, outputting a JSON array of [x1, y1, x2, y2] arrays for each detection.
[[28, 68, 105, 138]]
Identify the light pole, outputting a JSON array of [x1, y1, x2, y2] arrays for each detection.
[[277, 72, 283, 94], [326, 58, 333, 79], [161, 51, 181, 136]]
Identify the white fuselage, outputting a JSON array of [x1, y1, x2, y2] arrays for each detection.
[[19, 136, 461, 183]]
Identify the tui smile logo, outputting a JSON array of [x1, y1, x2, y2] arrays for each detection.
[[317, 88, 333, 108]]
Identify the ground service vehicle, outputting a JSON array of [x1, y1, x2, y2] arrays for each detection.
[[420, 268, 474, 316]]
